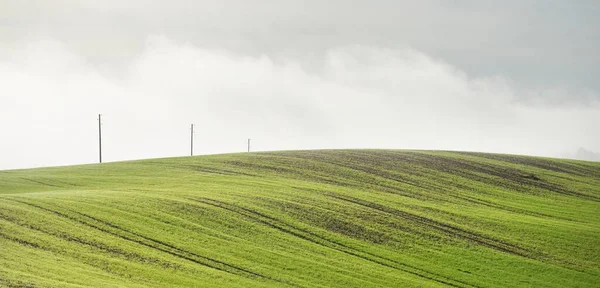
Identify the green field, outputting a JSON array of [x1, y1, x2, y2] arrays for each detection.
[[1, 150, 599, 287]]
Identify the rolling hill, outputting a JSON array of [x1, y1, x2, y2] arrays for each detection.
[[1, 150, 599, 287]]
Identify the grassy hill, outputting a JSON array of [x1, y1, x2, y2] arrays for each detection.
[[1, 150, 599, 287]]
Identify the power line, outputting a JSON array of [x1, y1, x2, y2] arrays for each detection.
[[98, 114, 102, 163], [190, 124, 194, 156]]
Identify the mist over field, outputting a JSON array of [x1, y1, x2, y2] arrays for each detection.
[[1, 37, 599, 169], [1, 1, 599, 169]]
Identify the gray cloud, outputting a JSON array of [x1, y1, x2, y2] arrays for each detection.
[[1, 1, 599, 168], [2, 1, 599, 92], [1, 36, 599, 169]]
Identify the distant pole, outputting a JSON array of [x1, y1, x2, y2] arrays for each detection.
[[247, 138, 251, 153], [98, 114, 102, 163], [190, 124, 194, 156]]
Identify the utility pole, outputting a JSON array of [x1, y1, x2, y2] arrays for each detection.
[[247, 138, 251, 153], [98, 114, 102, 163], [190, 124, 194, 156]]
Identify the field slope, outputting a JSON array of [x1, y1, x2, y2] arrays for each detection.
[[1, 150, 599, 287]]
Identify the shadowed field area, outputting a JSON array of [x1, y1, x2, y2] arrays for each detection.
[[1, 150, 599, 287]]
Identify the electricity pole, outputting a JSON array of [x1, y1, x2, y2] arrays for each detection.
[[247, 138, 251, 153], [190, 124, 194, 156], [98, 114, 102, 163]]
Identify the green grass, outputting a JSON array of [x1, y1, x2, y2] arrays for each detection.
[[1, 150, 599, 287]]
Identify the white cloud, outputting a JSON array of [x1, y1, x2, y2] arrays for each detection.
[[1, 36, 599, 169]]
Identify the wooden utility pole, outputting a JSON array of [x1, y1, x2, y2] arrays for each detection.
[[247, 138, 251, 153], [98, 114, 102, 163], [190, 124, 194, 156]]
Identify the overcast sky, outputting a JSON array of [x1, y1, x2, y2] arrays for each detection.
[[1, 0, 599, 169]]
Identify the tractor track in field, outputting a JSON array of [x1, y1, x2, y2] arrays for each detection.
[[0, 211, 186, 281], [184, 165, 258, 177], [18, 177, 61, 188], [190, 197, 477, 288], [448, 193, 581, 223], [0, 277, 38, 288], [2, 198, 295, 286], [234, 156, 440, 202], [258, 198, 393, 245], [226, 160, 358, 188], [327, 193, 536, 259], [291, 184, 581, 240], [403, 153, 600, 202], [289, 186, 541, 259], [0, 231, 42, 249], [459, 152, 600, 178], [267, 151, 600, 202], [0, 210, 182, 270]]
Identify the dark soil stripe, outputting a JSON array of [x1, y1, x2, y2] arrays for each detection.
[[190, 197, 476, 288], [327, 193, 538, 260], [5, 198, 285, 285]]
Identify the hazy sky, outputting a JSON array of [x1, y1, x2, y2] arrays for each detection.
[[1, 0, 599, 169]]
